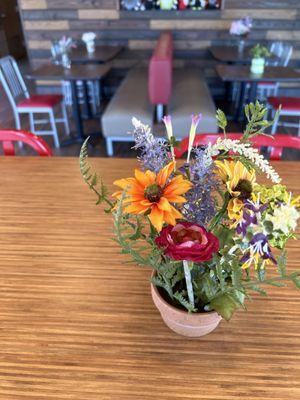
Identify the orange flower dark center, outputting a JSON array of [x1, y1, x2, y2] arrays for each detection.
[[144, 183, 163, 203], [234, 179, 253, 200]]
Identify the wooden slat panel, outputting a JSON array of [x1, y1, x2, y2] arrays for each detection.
[[266, 30, 300, 40], [150, 20, 229, 30], [28, 39, 52, 49], [222, 9, 298, 19], [45, 0, 118, 9], [78, 9, 119, 20], [24, 20, 69, 30], [19, 0, 47, 10]]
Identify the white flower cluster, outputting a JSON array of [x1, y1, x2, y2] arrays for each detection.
[[205, 138, 281, 183], [131, 117, 154, 145]]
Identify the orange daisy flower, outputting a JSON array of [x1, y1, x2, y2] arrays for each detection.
[[113, 161, 192, 232]]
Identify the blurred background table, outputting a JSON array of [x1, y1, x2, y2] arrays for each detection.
[[70, 45, 123, 64], [210, 46, 279, 65], [26, 64, 111, 144], [216, 64, 300, 120], [0, 157, 299, 400]]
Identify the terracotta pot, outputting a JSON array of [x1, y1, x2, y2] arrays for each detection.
[[151, 273, 222, 338]]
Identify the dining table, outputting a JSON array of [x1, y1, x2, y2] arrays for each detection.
[[216, 64, 300, 120], [210, 45, 279, 65], [70, 45, 123, 64], [0, 156, 299, 400], [26, 63, 111, 145]]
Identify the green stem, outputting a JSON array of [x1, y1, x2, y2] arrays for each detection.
[[209, 193, 230, 231], [243, 272, 299, 288], [183, 260, 194, 308]]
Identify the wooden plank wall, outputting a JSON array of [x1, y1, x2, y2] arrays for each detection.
[[18, 0, 300, 95]]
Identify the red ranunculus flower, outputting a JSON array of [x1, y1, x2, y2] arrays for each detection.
[[155, 222, 219, 262]]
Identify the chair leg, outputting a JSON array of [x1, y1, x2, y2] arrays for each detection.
[[106, 138, 113, 156], [271, 111, 279, 135], [49, 109, 60, 148], [61, 102, 70, 136], [29, 112, 35, 133]]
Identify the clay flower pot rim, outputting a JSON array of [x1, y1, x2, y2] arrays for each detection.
[[151, 270, 218, 318]]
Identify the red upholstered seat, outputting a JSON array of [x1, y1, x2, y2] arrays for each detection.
[[148, 32, 173, 106], [17, 94, 63, 108], [268, 96, 300, 111]]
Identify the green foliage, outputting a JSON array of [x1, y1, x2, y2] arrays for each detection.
[[243, 101, 279, 142], [216, 109, 228, 134], [173, 291, 197, 313], [250, 44, 271, 59], [79, 138, 114, 212], [209, 293, 240, 321]]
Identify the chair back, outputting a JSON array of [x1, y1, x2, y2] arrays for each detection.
[[174, 133, 300, 161], [0, 56, 29, 110], [279, 44, 293, 67], [0, 129, 53, 156]]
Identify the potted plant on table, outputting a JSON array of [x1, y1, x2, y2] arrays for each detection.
[[230, 17, 253, 54], [80, 102, 300, 338], [250, 44, 271, 75]]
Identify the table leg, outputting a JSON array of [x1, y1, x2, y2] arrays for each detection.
[[61, 80, 86, 146], [234, 82, 246, 122], [248, 82, 258, 104], [82, 81, 93, 119]]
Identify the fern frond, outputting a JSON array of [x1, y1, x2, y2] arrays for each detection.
[[174, 291, 197, 313], [79, 138, 114, 211]]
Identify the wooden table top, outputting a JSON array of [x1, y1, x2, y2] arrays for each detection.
[[0, 157, 299, 400], [216, 64, 300, 82], [70, 45, 123, 64], [210, 46, 279, 64], [26, 63, 111, 81]]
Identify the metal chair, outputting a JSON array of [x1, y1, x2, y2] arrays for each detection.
[[174, 133, 300, 161], [268, 97, 300, 136], [0, 56, 70, 148], [0, 129, 53, 156], [257, 43, 293, 100]]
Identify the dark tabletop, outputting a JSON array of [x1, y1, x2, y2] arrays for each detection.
[[210, 46, 279, 64], [26, 63, 111, 81], [216, 64, 300, 82], [70, 45, 123, 63]]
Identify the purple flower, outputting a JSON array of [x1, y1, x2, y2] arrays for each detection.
[[241, 233, 277, 267], [182, 147, 218, 227], [131, 118, 171, 173]]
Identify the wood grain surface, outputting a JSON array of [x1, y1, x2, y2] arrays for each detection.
[[0, 157, 299, 400]]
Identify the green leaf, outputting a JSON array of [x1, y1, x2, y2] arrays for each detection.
[[277, 250, 287, 278], [292, 277, 300, 289], [209, 293, 240, 321], [173, 291, 197, 313]]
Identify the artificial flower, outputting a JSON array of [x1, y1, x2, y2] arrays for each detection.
[[240, 233, 276, 269], [266, 203, 299, 235], [227, 198, 244, 221], [113, 161, 192, 232], [155, 222, 219, 262], [215, 160, 256, 199]]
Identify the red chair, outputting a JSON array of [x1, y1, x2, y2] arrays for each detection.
[[174, 133, 300, 161], [268, 97, 300, 136], [0, 129, 53, 156]]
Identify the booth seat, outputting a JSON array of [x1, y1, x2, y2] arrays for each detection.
[[170, 69, 218, 137], [101, 68, 153, 156]]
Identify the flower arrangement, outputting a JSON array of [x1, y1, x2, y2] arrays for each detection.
[[250, 44, 271, 59], [82, 32, 97, 54], [80, 102, 300, 337], [230, 17, 253, 38]]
